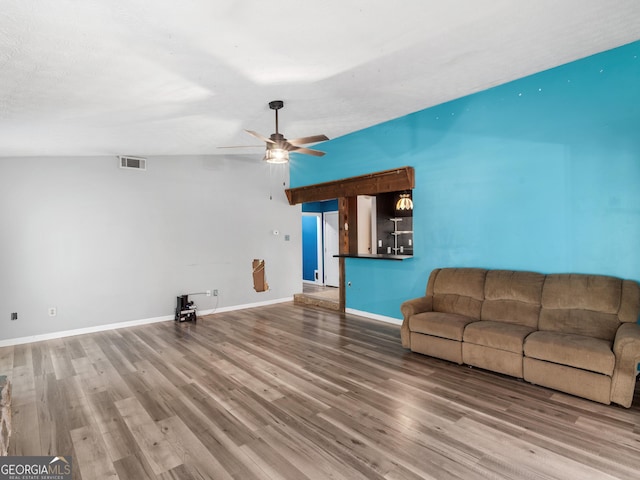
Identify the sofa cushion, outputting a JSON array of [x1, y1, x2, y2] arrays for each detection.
[[410, 312, 477, 341], [620, 280, 640, 323], [481, 270, 544, 328], [524, 331, 615, 376], [539, 274, 622, 341], [538, 309, 620, 342], [542, 274, 621, 312], [463, 321, 535, 354], [431, 268, 486, 319]]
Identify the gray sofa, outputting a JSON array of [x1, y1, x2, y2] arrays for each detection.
[[400, 268, 640, 407]]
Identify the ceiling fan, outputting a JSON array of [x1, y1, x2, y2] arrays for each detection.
[[221, 100, 329, 163]]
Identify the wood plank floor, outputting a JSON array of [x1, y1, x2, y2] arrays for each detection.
[[1, 302, 640, 479]]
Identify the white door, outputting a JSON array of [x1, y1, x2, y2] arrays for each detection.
[[323, 211, 340, 287]]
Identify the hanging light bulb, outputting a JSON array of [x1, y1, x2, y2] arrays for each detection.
[[396, 193, 413, 211], [263, 146, 290, 164]]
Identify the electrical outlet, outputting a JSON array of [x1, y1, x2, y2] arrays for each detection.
[[48, 307, 57, 317], [213, 289, 219, 296], [206, 290, 211, 297]]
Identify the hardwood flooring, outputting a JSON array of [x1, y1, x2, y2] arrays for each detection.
[[1, 302, 639, 479]]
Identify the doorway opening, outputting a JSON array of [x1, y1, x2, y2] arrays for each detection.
[[297, 200, 339, 309]]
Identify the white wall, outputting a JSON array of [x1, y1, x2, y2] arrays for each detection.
[[0, 155, 301, 342], [356, 195, 373, 254]]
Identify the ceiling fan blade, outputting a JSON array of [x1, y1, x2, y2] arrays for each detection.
[[245, 129, 276, 144], [288, 134, 329, 145], [289, 146, 326, 157]]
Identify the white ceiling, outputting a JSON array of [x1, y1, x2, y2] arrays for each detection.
[[1, 0, 640, 158]]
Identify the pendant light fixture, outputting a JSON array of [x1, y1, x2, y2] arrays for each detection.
[[396, 192, 413, 211]]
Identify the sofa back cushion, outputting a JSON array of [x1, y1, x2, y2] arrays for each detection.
[[620, 280, 640, 323], [481, 270, 544, 328], [539, 274, 622, 341], [429, 268, 486, 319]]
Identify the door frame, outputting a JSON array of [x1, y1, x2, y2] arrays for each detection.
[[323, 211, 340, 287]]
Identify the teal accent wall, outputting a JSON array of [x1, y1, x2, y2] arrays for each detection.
[[290, 41, 640, 319], [302, 199, 339, 213], [301, 215, 319, 281]]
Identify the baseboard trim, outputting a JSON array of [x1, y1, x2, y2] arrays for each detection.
[[345, 308, 402, 326], [198, 297, 292, 316], [0, 297, 294, 348], [0, 315, 174, 348]]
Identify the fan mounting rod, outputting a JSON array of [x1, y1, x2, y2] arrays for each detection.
[[269, 100, 284, 135]]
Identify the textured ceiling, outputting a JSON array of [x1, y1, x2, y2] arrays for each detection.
[[1, 0, 640, 158]]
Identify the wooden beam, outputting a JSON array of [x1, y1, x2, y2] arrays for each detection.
[[285, 167, 414, 205], [338, 198, 350, 255], [338, 257, 346, 312], [337, 197, 356, 313]]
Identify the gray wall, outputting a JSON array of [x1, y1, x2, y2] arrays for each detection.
[[0, 155, 301, 342]]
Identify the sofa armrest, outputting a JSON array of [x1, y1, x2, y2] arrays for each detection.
[[610, 322, 640, 408], [400, 296, 433, 349]]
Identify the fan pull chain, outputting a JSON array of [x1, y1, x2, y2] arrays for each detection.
[[269, 162, 273, 200]]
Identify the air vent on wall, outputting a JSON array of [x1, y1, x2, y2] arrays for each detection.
[[118, 155, 147, 170]]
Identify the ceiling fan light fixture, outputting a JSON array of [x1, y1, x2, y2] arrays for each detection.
[[263, 147, 289, 164]]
